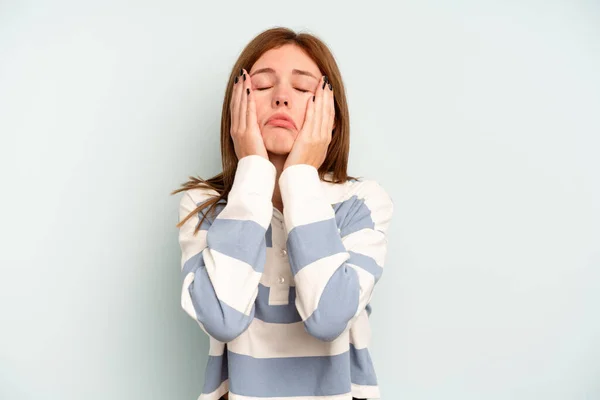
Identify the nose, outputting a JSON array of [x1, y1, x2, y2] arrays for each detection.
[[272, 87, 290, 108]]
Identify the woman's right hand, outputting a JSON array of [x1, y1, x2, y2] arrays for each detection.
[[230, 68, 269, 160]]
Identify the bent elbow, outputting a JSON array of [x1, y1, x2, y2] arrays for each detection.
[[194, 303, 255, 343], [204, 320, 249, 343], [303, 317, 347, 342]]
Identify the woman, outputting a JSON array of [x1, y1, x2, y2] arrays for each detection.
[[172, 27, 394, 400]]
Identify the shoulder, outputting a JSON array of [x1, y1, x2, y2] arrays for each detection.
[[178, 186, 223, 217], [351, 178, 392, 203], [339, 176, 394, 212], [182, 186, 221, 206]]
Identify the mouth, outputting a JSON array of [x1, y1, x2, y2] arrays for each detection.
[[266, 113, 296, 130], [266, 118, 296, 130]]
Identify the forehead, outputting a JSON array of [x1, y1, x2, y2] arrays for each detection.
[[250, 44, 321, 77]]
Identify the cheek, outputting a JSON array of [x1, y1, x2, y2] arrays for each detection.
[[297, 104, 309, 126], [253, 97, 269, 124]]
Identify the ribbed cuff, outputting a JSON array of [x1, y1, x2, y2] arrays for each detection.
[[231, 155, 277, 198], [279, 164, 334, 229], [279, 164, 322, 201]]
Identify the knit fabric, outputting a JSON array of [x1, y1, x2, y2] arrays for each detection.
[[178, 155, 394, 400]]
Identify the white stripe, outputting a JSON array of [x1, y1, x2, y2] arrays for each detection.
[[205, 249, 261, 316], [208, 335, 226, 356], [283, 204, 334, 234], [229, 391, 351, 400], [181, 271, 214, 337], [278, 164, 335, 232], [181, 272, 198, 320], [228, 318, 349, 358], [292, 252, 350, 319], [341, 228, 387, 268], [322, 175, 355, 204], [346, 264, 376, 318], [180, 229, 208, 267], [199, 380, 229, 400], [348, 309, 372, 350], [350, 180, 393, 233], [231, 155, 276, 195], [224, 155, 276, 229], [351, 383, 380, 399], [178, 191, 209, 267], [216, 199, 272, 230]]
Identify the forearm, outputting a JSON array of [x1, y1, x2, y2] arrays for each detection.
[[279, 164, 361, 341], [179, 155, 277, 342]]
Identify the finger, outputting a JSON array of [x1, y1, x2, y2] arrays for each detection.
[[313, 75, 327, 139], [321, 78, 334, 141], [247, 78, 258, 133], [300, 92, 316, 138], [230, 68, 243, 134], [238, 68, 249, 134]]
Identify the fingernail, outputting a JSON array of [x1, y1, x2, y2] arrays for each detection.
[[313, 95, 315, 102], [329, 83, 332, 90], [246, 88, 250, 95], [324, 75, 329, 84], [234, 76, 238, 84], [322, 81, 326, 90], [243, 74, 246, 81], [240, 68, 243, 76]]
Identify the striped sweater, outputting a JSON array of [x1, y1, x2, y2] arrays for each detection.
[[178, 155, 394, 400]]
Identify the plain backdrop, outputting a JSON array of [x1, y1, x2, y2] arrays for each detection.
[[1, 1, 599, 399]]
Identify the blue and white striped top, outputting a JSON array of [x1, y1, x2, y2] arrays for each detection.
[[178, 155, 394, 400]]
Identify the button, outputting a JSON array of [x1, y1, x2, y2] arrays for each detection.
[[281, 248, 287, 257], [278, 276, 286, 284]]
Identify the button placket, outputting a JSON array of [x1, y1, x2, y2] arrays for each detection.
[[267, 211, 291, 304]]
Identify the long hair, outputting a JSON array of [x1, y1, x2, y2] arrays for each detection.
[[171, 26, 359, 234]]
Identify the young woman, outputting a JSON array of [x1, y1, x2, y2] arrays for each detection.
[[173, 27, 394, 400]]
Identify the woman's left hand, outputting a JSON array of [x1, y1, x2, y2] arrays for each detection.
[[283, 75, 335, 171]]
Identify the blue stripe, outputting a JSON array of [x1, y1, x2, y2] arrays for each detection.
[[350, 344, 378, 385], [227, 350, 351, 397], [255, 283, 302, 323], [286, 218, 347, 275], [332, 195, 375, 238], [194, 199, 226, 231], [348, 250, 384, 282], [304, 265, 360, 342], [202, 351, 228, 394], [183, 252, 254, 342], [206, 218, 267, 273]]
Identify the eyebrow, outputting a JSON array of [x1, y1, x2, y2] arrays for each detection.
[[250, 67, 318, 80]]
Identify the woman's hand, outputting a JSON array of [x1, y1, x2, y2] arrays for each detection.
[[283, 75, 334, 171], [230, 68, 269, 160]]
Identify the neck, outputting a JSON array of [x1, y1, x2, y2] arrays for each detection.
[[268, 151, 286, 213]]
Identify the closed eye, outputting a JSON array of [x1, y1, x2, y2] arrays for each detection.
[[256, 87, 310, 93]]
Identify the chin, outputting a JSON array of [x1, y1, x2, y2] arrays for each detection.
[[262, 127, 295, 154]]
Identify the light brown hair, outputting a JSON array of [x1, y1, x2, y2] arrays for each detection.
[[171, 26, 359, 234]]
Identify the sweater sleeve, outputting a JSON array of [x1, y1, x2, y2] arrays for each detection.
[[279, 164, 394, 342], [178, 155, 276, 342]]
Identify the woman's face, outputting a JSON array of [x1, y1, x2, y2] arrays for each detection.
[[248, 44, 322, 155]]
